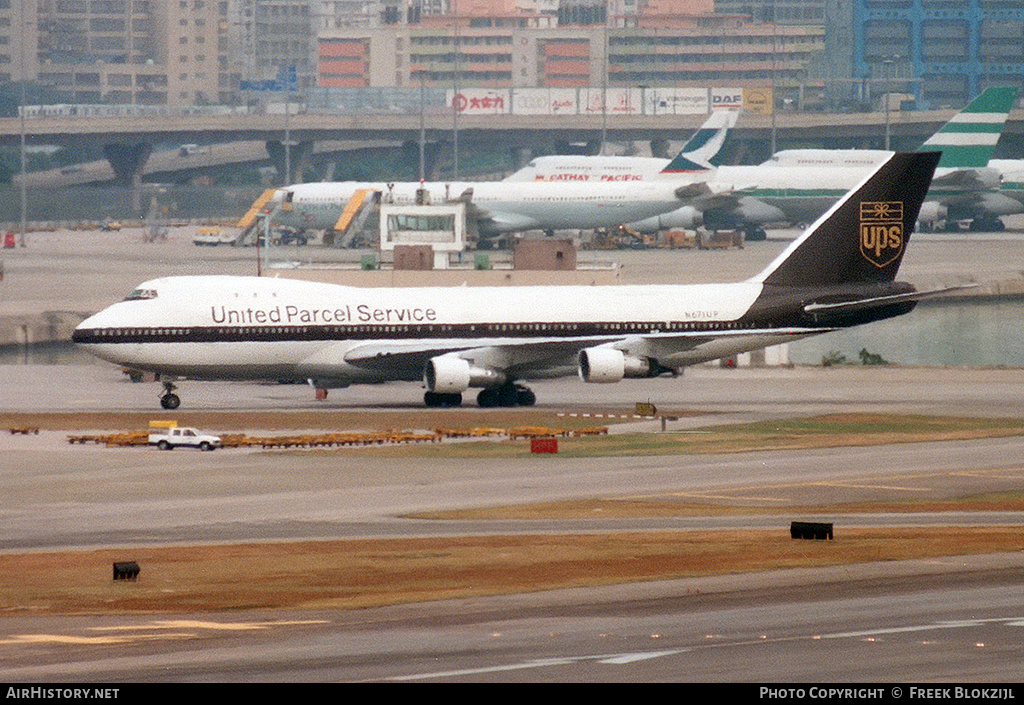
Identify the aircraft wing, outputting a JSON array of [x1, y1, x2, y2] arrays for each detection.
[[343, 335, 622, 376], [929, 168, 1000, 192], [450, 188, 539, 237], [340, 327, 828, 378]]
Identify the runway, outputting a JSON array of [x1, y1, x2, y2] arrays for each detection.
[[2, 363, 1024, 681], [2, 231, 1024, 682]]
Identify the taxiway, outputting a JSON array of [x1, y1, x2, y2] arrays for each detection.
[[1, 228, 1023, 682]]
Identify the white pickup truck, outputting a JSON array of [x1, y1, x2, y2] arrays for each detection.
[[149, 426, 222, 451]]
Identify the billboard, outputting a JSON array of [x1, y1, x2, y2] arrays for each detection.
[[743, 86, 774, 115], [711, 87, 745, 110], [512, 88, 578, 115], [645, 87, 708, 115], [443, 86, 765, 116], [579, 87, 643, 115], [448, 89, 511, 114]]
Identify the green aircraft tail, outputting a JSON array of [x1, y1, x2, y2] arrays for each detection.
[[919, 86, 1018, 169]]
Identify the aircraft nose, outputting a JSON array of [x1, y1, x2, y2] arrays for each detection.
[[73, 304, 122, 345], [72, 311, 100, 344]]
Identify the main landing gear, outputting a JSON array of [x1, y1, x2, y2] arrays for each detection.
[[476, 383, 536, 408], [423, 391, 462, 408], [422, 383, 537, 408], [159, 380, 181, 410]]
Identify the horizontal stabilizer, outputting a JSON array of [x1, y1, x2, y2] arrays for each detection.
[[803, 285, 979, 316]]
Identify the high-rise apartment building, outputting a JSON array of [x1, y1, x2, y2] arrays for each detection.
[[316, 0, 823, 96], [15, 0, 231, 106], [0, 0, 40, 86], [234, 1, 315, 90]]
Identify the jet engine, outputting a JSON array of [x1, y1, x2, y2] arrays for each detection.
[[425, 356, 506, 393], [916, 201, 947, 226], [628, 206, 703, 234], [578, 347, 652, 383]]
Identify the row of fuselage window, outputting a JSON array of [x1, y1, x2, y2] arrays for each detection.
[[78, 319, 765, 342]]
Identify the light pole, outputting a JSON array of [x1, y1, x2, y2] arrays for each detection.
[[770, 3, 777, 156], [882, 56, 899, 151], [18, 0, 27, 247], [452, 0, 460, 180], [419, 75, 426, 181], [600, 6, 608, 155]]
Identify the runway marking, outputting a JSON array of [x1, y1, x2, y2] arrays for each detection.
[[608, 462, 1022, 506], [808, 482, 932, 492], [386, 650, 687, 681], [665, 492, 789, 502], [952, 469, 1024, 479], [823, 618, 1024, 640], [611, 491, 789, 502], [0, 634, 137, 646], [387, 618, 1024, 680], [1, 619, 329, 648], [558, 413, 657, 420], [91, 619, 328, 633], [598, 650, 683, 664]]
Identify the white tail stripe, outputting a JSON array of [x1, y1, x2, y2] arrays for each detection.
[[942, 112, 1011, 124], [927, 133, 1002, 146]]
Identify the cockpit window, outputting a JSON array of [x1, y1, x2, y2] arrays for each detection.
[[124, 288, 158, 301]]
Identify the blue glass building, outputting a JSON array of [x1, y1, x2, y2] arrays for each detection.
[[852, 0, 1024, 109]]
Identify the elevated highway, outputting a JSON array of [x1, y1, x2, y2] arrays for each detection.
[[1, 108, 1022, 186]]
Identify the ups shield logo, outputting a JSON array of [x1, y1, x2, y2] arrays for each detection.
[[859, 201, 904, 268]]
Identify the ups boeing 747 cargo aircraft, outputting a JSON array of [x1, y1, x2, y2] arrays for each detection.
[[74, 152, 953, 409]]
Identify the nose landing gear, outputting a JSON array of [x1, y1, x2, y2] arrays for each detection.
[[159, 380, 181, 410]]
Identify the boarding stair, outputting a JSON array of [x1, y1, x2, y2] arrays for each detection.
[[234, 189, 277, 245], [328, 188, 379, 248]]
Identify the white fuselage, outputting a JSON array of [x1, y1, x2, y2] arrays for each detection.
[[75, 275, 775, 386], [271, 179, 688, 235], [988, 159, 1024, 206], [505, 156, 675, 182], [636, 161, 996, 233], [762, 149, 893, 168]]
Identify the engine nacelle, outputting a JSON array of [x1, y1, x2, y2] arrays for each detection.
[[974, 191, 1023, 217], [425, 356, 506, 393], [578, 347, 652, 384], [916, 201, 947, 225], [628, 206, 703, 234], [728, 197, 786, 228]]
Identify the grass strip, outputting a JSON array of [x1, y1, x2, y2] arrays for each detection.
[[3, 528, 1024, 615]]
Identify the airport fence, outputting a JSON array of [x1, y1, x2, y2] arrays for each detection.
[[0, 185, 268, 226]]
